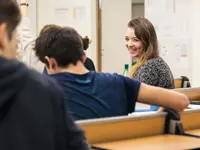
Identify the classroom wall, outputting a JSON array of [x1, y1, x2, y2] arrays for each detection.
[[191, 0, 200, 87], [37, 0, 97, 66], [36, 0, 200, 86]]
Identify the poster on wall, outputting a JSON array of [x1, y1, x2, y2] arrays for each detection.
[[145, 0, 175, 14], [73, 6, 88, 21], [174, 38, 190, 69], [145, 0, 192, 78]]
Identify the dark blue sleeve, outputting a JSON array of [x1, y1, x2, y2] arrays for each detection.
[[120, 75, 141, 113]]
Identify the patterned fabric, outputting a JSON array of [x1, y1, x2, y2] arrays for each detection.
[[134, 57, 174, 89]]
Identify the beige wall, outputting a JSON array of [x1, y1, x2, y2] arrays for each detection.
[[191, 0, 200, 87]]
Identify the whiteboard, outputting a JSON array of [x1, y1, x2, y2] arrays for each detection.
[[145, 0, 192, 79]]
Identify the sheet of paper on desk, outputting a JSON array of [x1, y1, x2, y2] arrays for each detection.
[[187, 104, 200, 109], [129, 111, 156, 116]]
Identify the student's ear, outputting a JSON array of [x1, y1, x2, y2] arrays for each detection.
[[0, 23, 7, 50], [82, 52, 87, 63], [44, 56, 57, 70]]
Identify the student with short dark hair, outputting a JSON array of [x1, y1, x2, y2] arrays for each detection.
[[0, 0, 89, 149], [81, 36, 96, 71], [34, 26, 189, 121], [43, 35, 96, 74]]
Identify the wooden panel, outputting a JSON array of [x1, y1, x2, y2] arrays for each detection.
[[175, 87, 200, 101], [181, 110, 200, 130], [77, 113, 166, 144], [93, 134, 200, 150]]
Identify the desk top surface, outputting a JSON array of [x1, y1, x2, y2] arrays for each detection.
[[186, 129, 200, 136], [93, 134, 200, 150]]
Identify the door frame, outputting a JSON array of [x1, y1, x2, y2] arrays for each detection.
[[96, 0, 102, 72]]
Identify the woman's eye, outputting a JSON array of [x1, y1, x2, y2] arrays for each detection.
[[133, 39, 139, 42]]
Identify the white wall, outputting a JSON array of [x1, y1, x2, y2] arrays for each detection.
[[191, 0, 200, 87], [101, 0, 132, 73], [37, 0, 97, 66], [36, 0, 200, 86]]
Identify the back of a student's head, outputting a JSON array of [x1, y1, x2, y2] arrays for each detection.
[[39, 24, 58, 35], [34, 26, 84, 73], [0, 0, 21, 59]]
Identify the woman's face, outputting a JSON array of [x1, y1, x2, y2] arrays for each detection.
[[125, 27, 143, 58]]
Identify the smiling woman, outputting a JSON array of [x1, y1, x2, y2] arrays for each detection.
[[125, 28, 144, 58], [125, 17, 174, 111]]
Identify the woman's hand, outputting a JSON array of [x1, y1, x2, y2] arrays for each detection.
[[156, 107, 164, 113], [20, 0, 28, 16]]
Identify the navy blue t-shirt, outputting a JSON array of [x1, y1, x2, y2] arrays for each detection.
[[49, 71, 141, 120]]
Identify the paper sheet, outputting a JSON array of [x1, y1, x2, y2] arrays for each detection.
[[146, 0, 174, 14], [73, 6, 87, 21]]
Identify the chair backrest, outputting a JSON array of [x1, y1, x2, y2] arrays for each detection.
[[181, 76, 191, 88], [174, 78, 182, 88], [174, 76, 191, 89], [76, 113, 166, 144]]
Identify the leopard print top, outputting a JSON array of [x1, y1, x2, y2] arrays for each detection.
[[134, 57, 174, 89]]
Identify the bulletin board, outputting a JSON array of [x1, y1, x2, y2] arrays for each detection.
[[145, 0, 193, 79]]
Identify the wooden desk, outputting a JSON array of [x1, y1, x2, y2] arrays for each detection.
[[93, 135, 200, 150], [186, 129, 200, 136], [175, 87, 200, 101]]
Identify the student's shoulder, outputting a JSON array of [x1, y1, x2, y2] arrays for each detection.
[[144, 57, 167, 67], [94, 72, 138, 83], [85, 57, 93, 63], [25, 68, 63, 97], [139, 57, 163, 72], [94, 72, 122, 79]]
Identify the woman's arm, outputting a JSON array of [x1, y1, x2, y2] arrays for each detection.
[[18, 0, 35, 66], [138, 83, 189, 112], [20, 0, 28, 16], [19, 0, 34, 45]]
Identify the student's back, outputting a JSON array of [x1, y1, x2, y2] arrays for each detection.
[[50, 71, 140, 120], [0, 57, 88, 150]]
